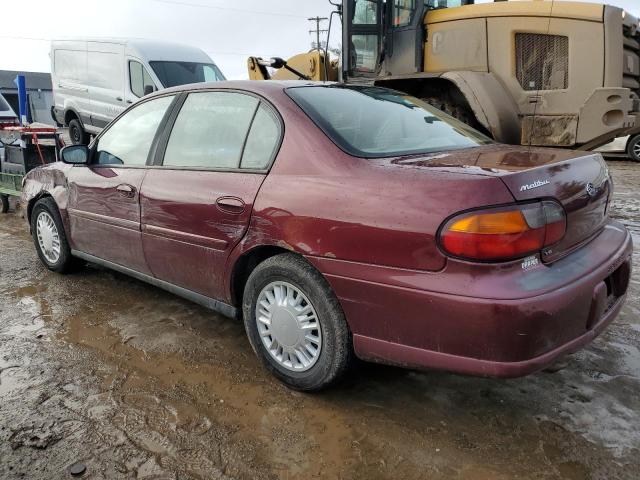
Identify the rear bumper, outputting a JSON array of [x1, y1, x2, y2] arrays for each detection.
[[353, 291, 625, 378], [308, 221, 632, 377]]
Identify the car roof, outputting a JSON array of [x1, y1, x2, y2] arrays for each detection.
[[150, 79, 337, 99]]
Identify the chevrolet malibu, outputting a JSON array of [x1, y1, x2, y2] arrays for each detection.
[[21, 81, 632, 391]]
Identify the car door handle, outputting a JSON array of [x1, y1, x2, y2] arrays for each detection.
[[116, 184, 136, 198], [116, 96, 123, 101], [126, 99, 133, 104], [216, 196, 245, 214]]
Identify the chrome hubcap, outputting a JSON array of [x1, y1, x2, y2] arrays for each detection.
[[36, 212, 61, 264], [256, 281, 322, 372], [633, 142, 640, 160]]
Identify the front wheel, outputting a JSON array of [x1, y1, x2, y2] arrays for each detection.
[[31, 197, 79, 273], [627, 134, 640, 162], [242, 253, 353, 391]]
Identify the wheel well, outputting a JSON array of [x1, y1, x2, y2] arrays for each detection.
[[230, 245, 292, 307], [27, 193, 53, 225], [64, 110, 79, 126], [374, 78, 490, 135]]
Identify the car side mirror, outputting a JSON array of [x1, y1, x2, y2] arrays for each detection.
[[61, 145, 89, 165], [144, 84, 156, 96]]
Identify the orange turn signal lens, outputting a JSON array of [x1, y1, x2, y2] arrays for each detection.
[[448, 210, 530, 235]]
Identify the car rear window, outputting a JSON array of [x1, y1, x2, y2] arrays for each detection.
[[286, 85, 493, 158]]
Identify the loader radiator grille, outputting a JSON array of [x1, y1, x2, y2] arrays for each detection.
[[516, 33, 569, 91]]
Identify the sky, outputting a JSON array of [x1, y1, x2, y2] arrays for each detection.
[[1, 0, 638, 80]]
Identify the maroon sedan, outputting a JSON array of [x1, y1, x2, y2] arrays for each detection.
[[21, 81, 632, 390]]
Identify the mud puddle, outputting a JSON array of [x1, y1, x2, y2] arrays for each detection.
[[1, 160, 639, 479]]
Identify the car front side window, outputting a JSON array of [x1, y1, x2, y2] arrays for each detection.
[[95, 95, 175, 166]]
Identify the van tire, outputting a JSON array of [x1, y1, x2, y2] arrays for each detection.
[[68, 118, 88, 145]]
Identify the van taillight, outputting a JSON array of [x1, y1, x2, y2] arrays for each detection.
[[439, 201, 566, 261]]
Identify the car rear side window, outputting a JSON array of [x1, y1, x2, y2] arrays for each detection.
[[286, 85, 493, 158], [163, 91, 278, 170], [241, 104, 281, 170], [95, 95, 175, 166]]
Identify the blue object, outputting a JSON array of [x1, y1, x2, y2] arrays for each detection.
[[14, 74, 28, 126]]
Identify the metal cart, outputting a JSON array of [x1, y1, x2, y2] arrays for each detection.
[[0, 125, 63, 213]]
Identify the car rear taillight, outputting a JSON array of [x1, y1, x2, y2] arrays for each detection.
[[439, 201, 566, 261]]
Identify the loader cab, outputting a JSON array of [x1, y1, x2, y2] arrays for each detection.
[[342, 0, 474, 80]]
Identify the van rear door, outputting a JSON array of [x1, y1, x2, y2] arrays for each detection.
[[87, 41, 126, 129]]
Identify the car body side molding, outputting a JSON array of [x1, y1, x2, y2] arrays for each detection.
[[71, 249, 237, 318]]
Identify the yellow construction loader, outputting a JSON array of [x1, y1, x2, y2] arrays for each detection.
[[249, 0, 640, 150], [248, 51, 338, 81]]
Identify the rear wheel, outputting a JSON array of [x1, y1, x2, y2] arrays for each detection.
[[68, 118, 88, 145], [627, 134, 640, 162], [31, 197, 79, 273], [242, 253, 352, 391]]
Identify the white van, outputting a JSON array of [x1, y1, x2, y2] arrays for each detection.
[[51, 38, 225, 144]]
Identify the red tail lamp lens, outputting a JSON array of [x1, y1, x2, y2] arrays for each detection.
[[439, 202, 566, 261]]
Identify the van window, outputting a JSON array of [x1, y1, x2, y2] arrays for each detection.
[[95, 95, 174, 166], [163, 91, 258, 169], [149, 61, 225, 88], [88, 51, 123, 90], [54, 50, 87, 82], [129, 61, 156, 98]]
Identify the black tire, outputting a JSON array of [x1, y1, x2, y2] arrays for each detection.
[[421, 96, 489, 136], [30, 197, 79, 273], [627, 134, 640, 162], [242, 253, 353, 391], [68, 118, 88, 145], [0, 195, 9, 214]]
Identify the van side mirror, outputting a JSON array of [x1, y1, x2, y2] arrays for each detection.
[[144, 85, 156, 96], [61, 145, 89, 165]]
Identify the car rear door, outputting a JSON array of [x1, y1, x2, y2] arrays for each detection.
[[140, 90, 282, 301], [66, 94, 177, 274]]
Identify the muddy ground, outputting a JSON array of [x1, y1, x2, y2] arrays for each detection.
[[1, 160, 638, 480]]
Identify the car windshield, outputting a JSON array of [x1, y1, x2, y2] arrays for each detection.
[[286, 85, 493, 158], [149, 61, 226, 87]]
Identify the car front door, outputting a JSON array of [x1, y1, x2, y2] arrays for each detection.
[[66, 94, 177, 274], [140, 90, 282, 300]]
